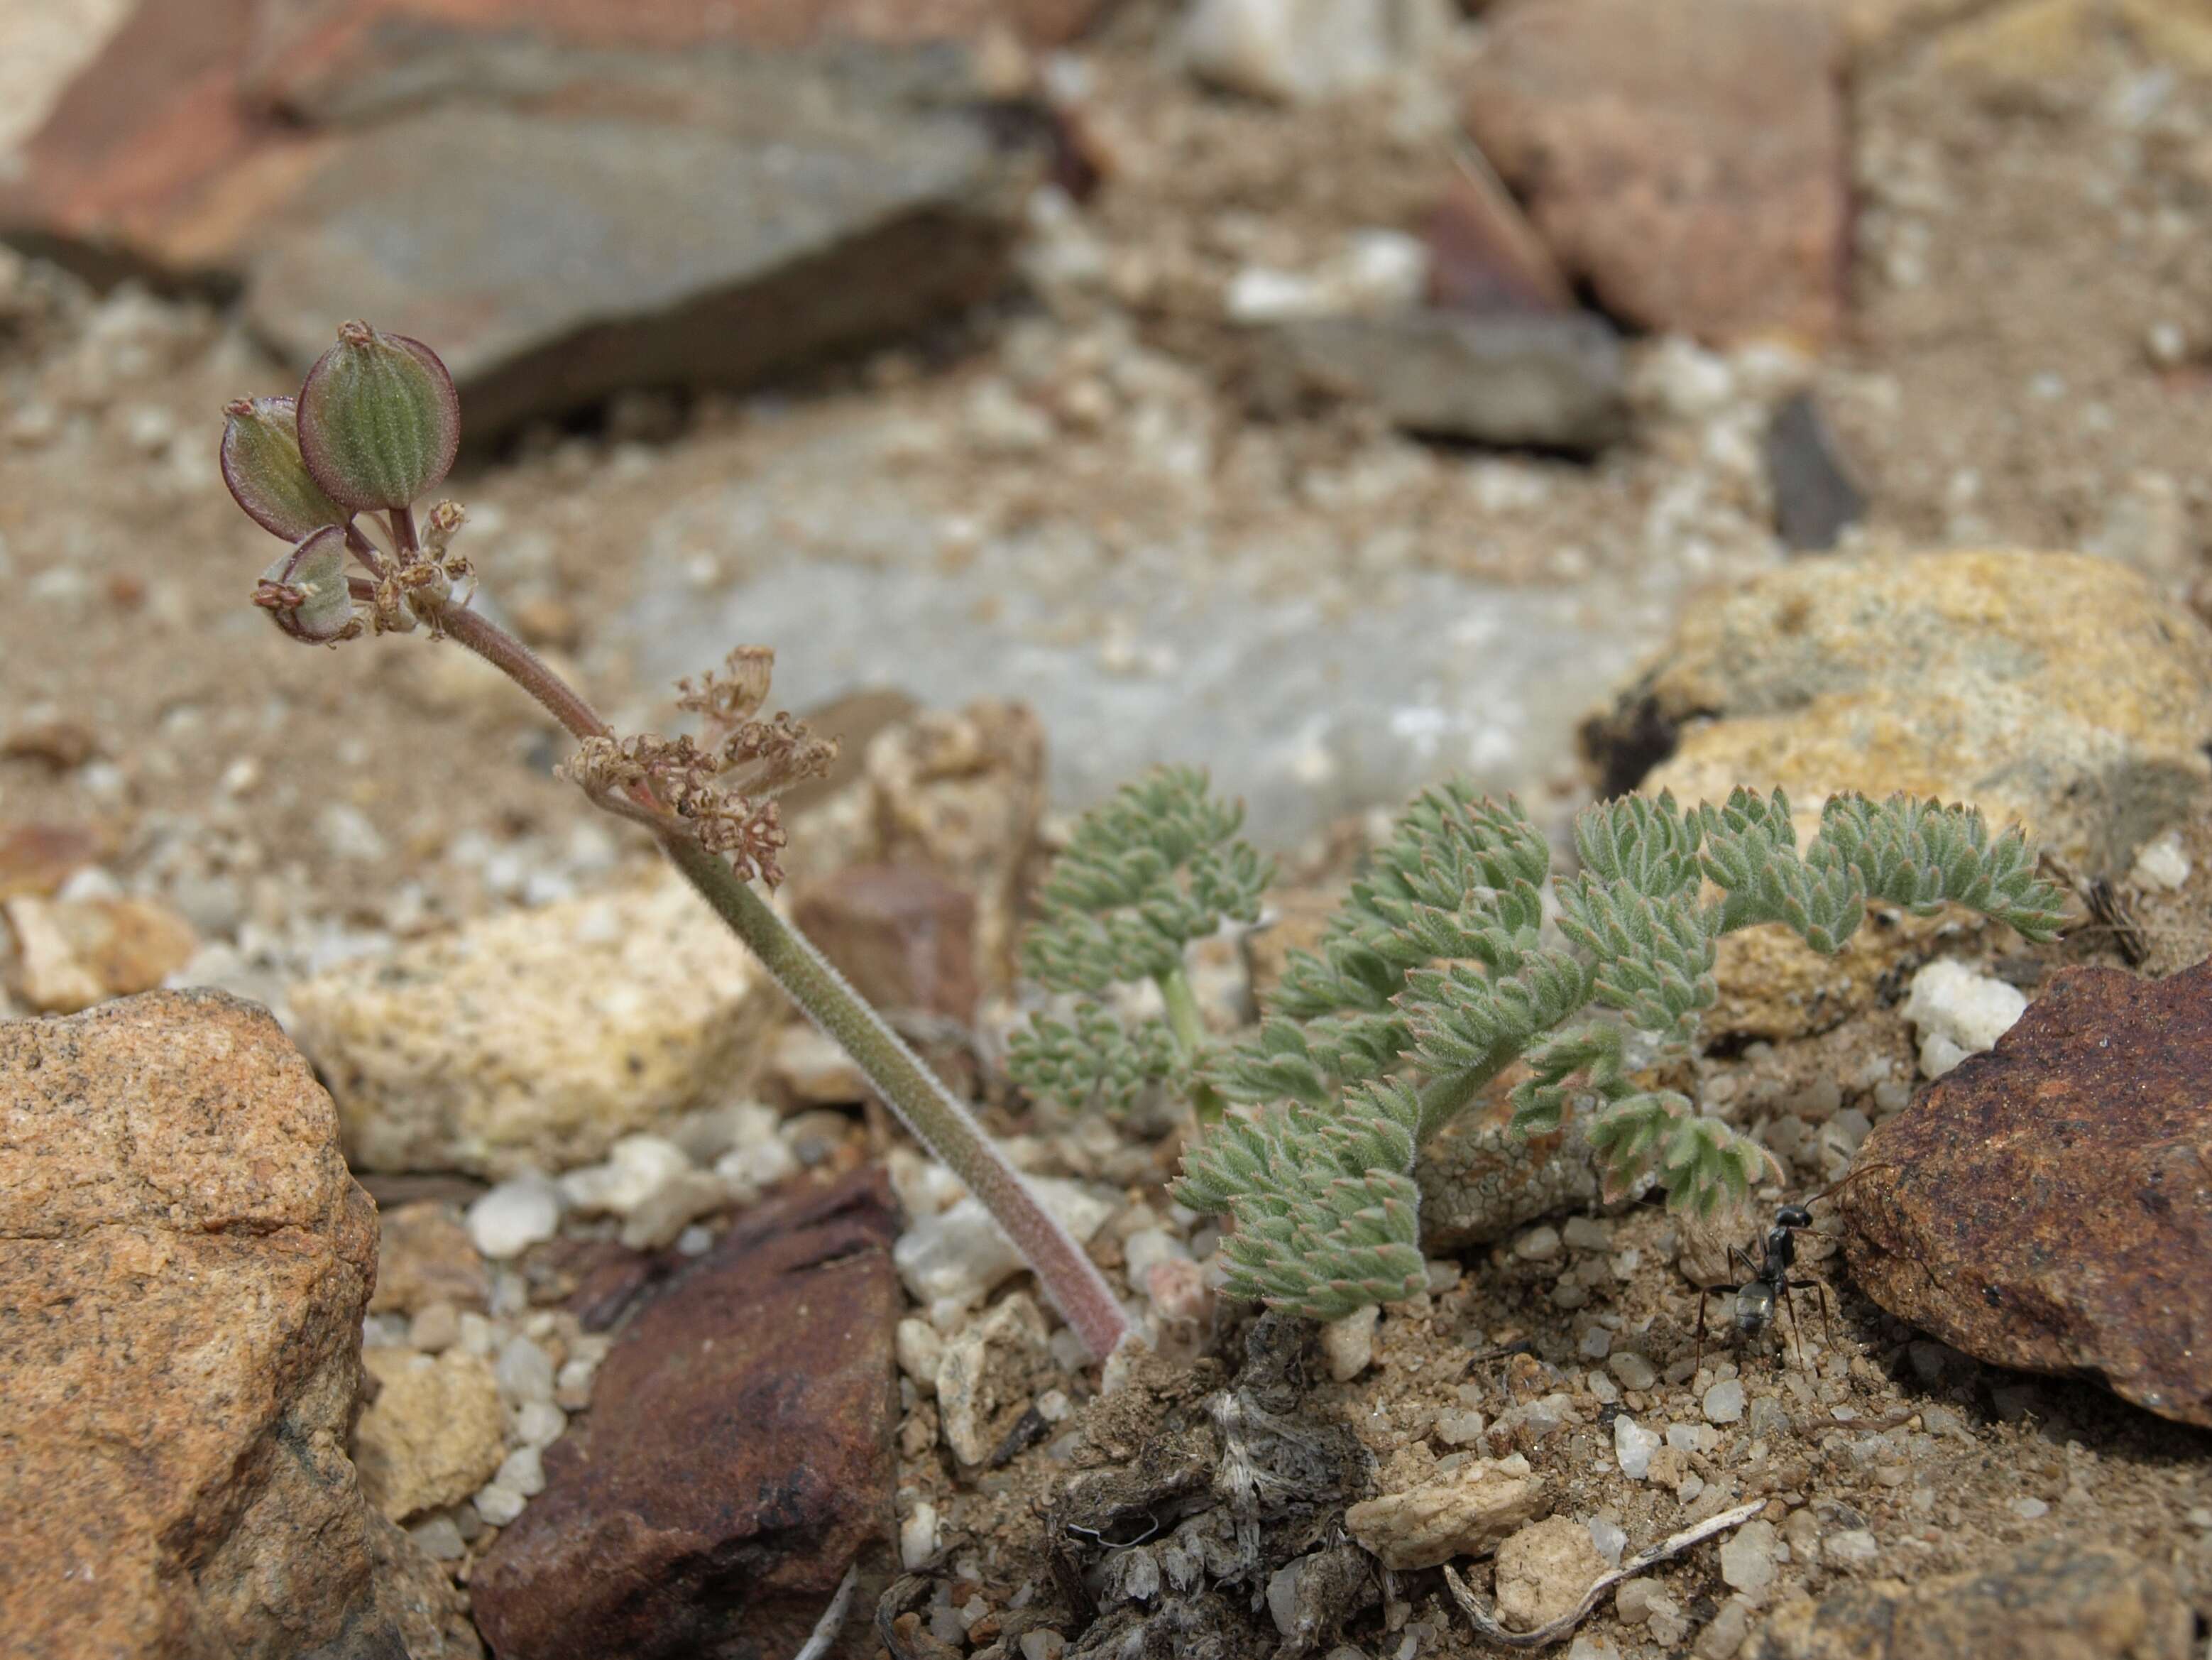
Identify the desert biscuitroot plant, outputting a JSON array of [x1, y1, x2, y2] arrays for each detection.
[[1172, 782, 2068, 1320], [1007, 768, 1273, 1126], [218, 321, 1131, 1360]]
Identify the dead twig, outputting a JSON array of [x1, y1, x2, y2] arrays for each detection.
[[1441, 1499, 1764, 1649], [793, 1563, 859, 1660]]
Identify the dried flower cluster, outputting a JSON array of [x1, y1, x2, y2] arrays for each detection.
[[559, 648, 836, 888]]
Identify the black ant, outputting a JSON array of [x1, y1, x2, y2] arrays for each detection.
[[1693, 1202, 1832, 1370]]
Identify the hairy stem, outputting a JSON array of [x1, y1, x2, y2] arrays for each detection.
[[439, 605, 612, 745], [664, 836, 1130, 1358], [1413, 1039, 1523, 1145], [437, 603, 1132, 1360], [1156, 966, 1225, 1125]]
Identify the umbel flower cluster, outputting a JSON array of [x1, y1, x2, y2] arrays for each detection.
[[219, 322, 831, 887], [1029, 778, 2066, 1323]]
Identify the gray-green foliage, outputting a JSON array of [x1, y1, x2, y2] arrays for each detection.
[[1007, 768, 1273, 1117], [1178, 784, 2066, 1321]]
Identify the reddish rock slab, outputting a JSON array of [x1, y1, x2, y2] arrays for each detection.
[[1422, 168, 1572, 316], [794, 862, 980, 1022], [471, 1169, 900, 1660], [0, 989, 473, 1658], [0, 0, 317, 287], [1459, 0, 1849, 349], [0, 0, 1105, 288], [1840, 959, 2212, 1427]]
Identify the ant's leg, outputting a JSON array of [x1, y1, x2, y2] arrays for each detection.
[[1778, 1278, 1806, 1370], [1809, 1273, 1835, 1352]]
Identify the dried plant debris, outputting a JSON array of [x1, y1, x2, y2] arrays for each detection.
[[913, 1316, 1379, 1660]]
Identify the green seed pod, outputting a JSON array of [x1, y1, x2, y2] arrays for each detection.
[[295, 320, 459, 513], [254, 525, 357, 644], [220, 395, 349, 540]]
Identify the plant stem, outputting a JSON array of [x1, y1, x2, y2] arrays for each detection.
[[1413, 1039, 1522, 1145], [663, 836, 1131, 1358], [437, 603, 1133, 1360], [1156, 966, 1225, 1125]]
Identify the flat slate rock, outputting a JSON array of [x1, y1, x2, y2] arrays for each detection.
[[471, 1168, 900, 1660], [0, 1, 1062, 435], [1255, 309, 1626, 454], [1840, 958, 2212, 1427]]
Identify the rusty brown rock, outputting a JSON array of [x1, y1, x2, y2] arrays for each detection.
[[793, 862, 980, 1022], [0, 819, 109, 900], [1460, 0, 1849, 348], [368, 1200, 491, 1315], [1753, 1541, 2193, 1660], [0, 989, 470, 1657], [1839, 959, 2212, 1426], [471, 1169, 899, 1660]]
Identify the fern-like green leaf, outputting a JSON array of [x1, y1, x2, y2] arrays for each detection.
[[1006, 1000, 1181, 1116], [1022, 767, 1274, 993]]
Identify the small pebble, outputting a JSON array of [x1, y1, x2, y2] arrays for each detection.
[[2011, 1497, 2049, 1520], [1019, 1632, 1066, 1660], [1586, 1517, 1627, 1567], [1719, 1519, 1778, 1592], [514, 1399, 567, 1448], [466, 1176, 562, 1259], [1704, 1378, 1746, 1424], [902, 1500, 940, 1571], [1320, 1306, 1378, 1380], [1435, 1408, 1488, 1446], [1515, 1225, 1562, 1262], [1615, 1578, 1663, 1624], [495, 1336, 555, 1406], [1695, 1599, 1751, 1659], [2131, 830, 2190, 892], [897, 1318, 946, 1394], [1609, 1352, 1658, 1391], [1614, 1416, 1660, 1480], [1824, 1529, 1880, 1566], [495, 1445, 546, 1498], [1562, 1216, 1611, 1251], [408, 1301, 461, 1354], [475, 1482, 527, 1527], [1578, 1326, 1613, 1360], [408, 1515, 466, 1562]]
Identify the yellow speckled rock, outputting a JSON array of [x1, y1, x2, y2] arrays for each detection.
[[293, 868, 772, 1176], [1591, 550, 2212, 1037], [1931, 0, 2212, 82], [354, 1348, 505, 1523]]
